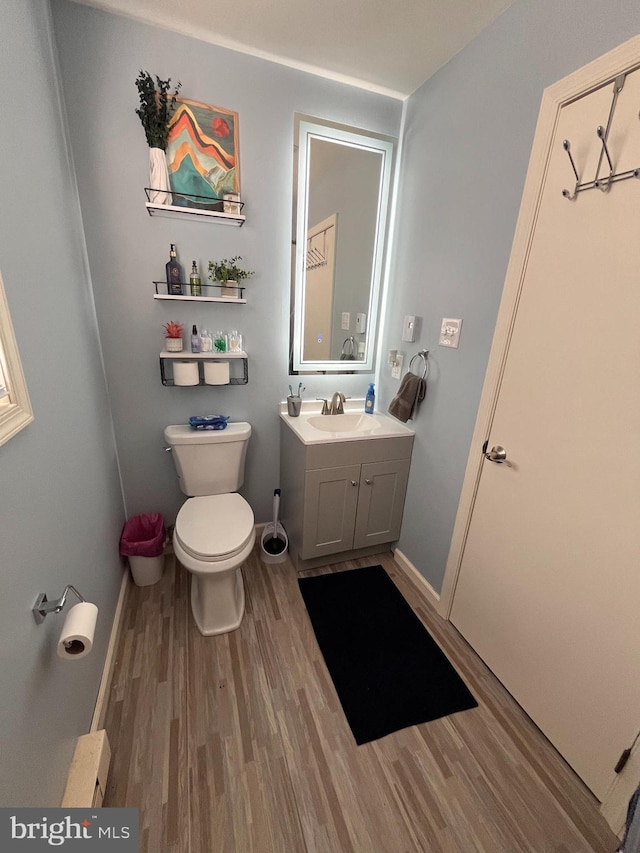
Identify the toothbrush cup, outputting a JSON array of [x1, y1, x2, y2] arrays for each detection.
[[287, 396, 302, 417]]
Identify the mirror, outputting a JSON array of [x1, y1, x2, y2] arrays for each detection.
[[291, 115, 396, 373], [0, 268, 33, 446]]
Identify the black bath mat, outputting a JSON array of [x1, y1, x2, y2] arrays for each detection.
[[298, 565, 477, 744]]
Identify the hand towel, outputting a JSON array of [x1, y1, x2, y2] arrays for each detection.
[[388, 371, 426, 423]]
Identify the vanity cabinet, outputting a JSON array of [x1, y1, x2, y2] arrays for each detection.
[[280, 423, 413, 569], [304, 459, 410, 557]]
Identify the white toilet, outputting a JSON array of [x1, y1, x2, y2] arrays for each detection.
[[164, 423, 255, 636]]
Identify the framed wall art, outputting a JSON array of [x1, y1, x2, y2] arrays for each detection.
[[166, 98, 240, 210]]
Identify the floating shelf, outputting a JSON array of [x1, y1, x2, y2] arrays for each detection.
[[154, 294, 247, 303], [144, 188, 245, 226], [160, 350, 248, 359], [159, 351, 248, 386], [153, 281, 246, 303]]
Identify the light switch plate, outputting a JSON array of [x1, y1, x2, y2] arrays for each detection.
[[439, 318, 462, 348], [355, 312, 367, 333], [341, 312, 350, 330], [402, 315, 416, 342]]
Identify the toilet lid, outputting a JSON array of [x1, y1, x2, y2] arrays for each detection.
[[175, 494, 254, 561]]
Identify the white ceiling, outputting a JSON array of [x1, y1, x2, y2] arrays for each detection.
[[72, 0, 516, 99]]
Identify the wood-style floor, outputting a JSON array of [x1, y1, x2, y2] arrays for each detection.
[[103, 546, 619, 852]]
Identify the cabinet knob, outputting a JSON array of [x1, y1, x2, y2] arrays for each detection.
[[351, 480, 358, 487], [364, 478, 372, 485]]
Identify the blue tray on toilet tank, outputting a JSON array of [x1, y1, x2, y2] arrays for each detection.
[[188, 415, 229, 430]]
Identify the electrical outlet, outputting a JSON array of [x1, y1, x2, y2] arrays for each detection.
[[439, 318, 462, 348], [391, 353, 404, 379], [341, 312, 350, 330]]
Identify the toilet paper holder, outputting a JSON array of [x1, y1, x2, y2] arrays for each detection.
[[32, 584, 86, 624]]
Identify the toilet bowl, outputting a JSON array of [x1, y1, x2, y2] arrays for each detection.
[[164, 422, 254, 636], [173, 493, 255, 635]]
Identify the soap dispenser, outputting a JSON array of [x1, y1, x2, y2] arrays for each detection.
[[365, 382, 375, 414]]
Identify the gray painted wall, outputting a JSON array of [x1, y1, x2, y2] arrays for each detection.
[[50, 0, 402, 527], [378, 0, 640, 593], [0, 0, 125, 806]]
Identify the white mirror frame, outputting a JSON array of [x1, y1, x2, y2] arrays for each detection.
[[0, 269, 33, 447], [292, 118, 395, 373]]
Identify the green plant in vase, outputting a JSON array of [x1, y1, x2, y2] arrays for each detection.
[[135, 70, 182, 204], [207, 256, 254, 298]]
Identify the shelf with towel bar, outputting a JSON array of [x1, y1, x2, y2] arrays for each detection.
[[159, 351, 248, 386]]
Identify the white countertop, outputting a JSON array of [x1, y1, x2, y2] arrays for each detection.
[[279, 399, 414, 445]]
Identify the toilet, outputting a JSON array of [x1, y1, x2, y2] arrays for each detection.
[[164, 423, 255, 636]]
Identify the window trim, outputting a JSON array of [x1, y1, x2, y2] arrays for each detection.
[[0, 268, 33, 447]]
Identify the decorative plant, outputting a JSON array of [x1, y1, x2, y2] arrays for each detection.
[[163, 321, 184, 338], [207, 256, 255, 283], [135, 71, 182, 150]]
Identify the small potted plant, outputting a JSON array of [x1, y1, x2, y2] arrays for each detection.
[[208, 256, 254, 298], [163, 320, 184, 352], [135, 70, 182, 204]]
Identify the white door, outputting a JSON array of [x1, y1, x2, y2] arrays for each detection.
[[449, 57, 640, 800], [303, 215, 336, 361]]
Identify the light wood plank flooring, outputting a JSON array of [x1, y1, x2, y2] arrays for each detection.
[[103, 546, 619, 852]]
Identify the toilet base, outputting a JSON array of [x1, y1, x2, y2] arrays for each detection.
[[173, 527, 256, 637], [190, 568, 245, 636]]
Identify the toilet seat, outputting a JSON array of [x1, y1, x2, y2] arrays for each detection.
[[175, 494, 254, 562]]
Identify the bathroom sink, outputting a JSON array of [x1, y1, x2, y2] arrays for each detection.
[[306, 414, 376, 433], [279, 402, 414, 445]]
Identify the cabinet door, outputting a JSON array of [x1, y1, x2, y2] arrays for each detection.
[[301, 465, 361, 559], [353, 459, 411, 549]]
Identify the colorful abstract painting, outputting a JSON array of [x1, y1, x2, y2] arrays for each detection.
[[166, 98, 239, 209]]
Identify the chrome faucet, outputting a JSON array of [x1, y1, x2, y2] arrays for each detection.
[[329, 392, 346, 415]]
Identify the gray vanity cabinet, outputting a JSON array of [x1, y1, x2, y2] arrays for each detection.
[[280, 423, 414, 569]]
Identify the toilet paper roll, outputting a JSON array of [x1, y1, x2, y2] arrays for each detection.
[[173, 360, 200, 386], [204, 360, 230, 385], [57, 602, 98, 659]]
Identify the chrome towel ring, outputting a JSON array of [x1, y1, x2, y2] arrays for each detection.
[[409, 350, 429, 380]]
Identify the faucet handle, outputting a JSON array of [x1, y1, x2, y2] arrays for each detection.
[[316, 397, 329, 415]]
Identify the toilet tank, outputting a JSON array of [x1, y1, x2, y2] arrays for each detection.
[[164, 423, 251, 496]]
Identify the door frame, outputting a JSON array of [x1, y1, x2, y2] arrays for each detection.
[[437, 35, 640, 825]]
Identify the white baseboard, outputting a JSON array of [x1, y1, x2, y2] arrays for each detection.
[[393, 547, 441, 611], [90, 568, 129, 733]]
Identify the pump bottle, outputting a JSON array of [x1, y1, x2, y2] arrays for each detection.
[[365, 383, 375, 414]]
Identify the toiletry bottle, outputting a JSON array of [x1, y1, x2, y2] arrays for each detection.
[[365, 382, 375, 414], [166, 243, 183, 295], [214, 330, 227, 353], [200, 328, 212, 353], [191, 324, 200, 353], [228, 330, 242, 353], [189, 260, 202, 297]]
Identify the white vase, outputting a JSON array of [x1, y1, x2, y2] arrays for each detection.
[[220, 280, 241, 299], [149, 147, 172, 205], [165, 337, 183, 352]]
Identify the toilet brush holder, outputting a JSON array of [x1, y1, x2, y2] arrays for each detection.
[[260, 488, 289, 564]]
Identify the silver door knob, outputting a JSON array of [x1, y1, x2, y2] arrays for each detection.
[[485, 445, 507, 463]]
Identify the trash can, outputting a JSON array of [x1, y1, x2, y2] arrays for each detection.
[[119, 513, 165, 587]]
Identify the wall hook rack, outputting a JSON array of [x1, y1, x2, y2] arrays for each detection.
[[32, 584, 85, 624], [562, 73, 640, 200]]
